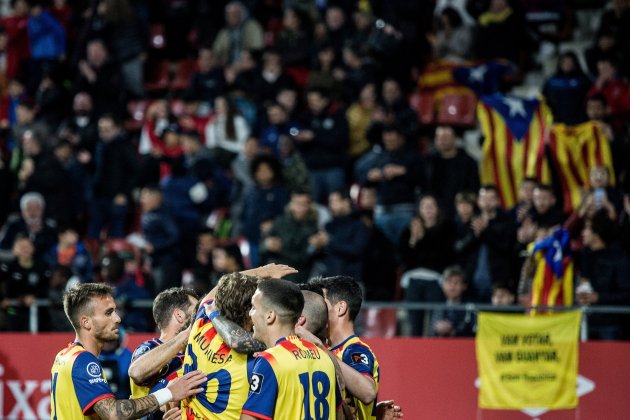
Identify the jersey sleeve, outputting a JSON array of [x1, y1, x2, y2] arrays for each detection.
[[342, 343, 376, 377], [71, 352, 115, 414], [131, 340, 160, 363], [241, 356, 278, 420]]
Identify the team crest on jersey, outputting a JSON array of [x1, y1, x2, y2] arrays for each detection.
[[134, 345, 151, 358], [86, 362, 102, 377], [351, 353, 369, 365], [250, 373, 264, 393]]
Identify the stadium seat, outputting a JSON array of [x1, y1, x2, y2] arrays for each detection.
[[144, 60, 171, 92], [362, 308, 397, 338], [149, 24, 166, 50], [436, 93, 477, 126], [170, 59, 197, 91], [126, 100, 149, 131], [410, 92, 435, 125]]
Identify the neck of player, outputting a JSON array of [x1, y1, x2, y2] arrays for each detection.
[[266, 325, 297, 348], [76, 332, 104, 357], [329, 320, 355, 348]]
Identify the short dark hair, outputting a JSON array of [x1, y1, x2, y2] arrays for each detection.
[[479, 184, 498, 194], [258, 279, 304, 325], [316, 276, 363, 322], [589, 209, 618, 246], [64, 283, 113, 331], [534, 183, 554, 194], [443, 265, 466, 282], [153, 287, 198, 330], [250, 154, 283, 184], [216, 273, 260, 328], [301, 290, 328, 341]]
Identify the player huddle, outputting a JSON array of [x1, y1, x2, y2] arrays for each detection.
[[50, 264, 402, 419]]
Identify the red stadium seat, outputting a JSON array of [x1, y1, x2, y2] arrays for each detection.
[[410, 92, 435, 125], [436, 93, 477, 126], [149, 24, 166, 50], [170, 59, 198, 91], [362, 308, 397, 338], [144, 60, 171, 92]]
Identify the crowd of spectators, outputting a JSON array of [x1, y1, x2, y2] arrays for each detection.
[[0, 0, 629, 338]]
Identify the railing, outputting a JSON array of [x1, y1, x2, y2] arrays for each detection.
[[6, 299, 630, 341]]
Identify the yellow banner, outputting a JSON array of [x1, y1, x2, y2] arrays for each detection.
[[476, 311, 581, 409]]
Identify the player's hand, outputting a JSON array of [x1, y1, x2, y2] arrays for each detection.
[[295, 325, 325, 348], [377, 400, 403, 419], [162, 406, 182, 420], [167, 370, 207, 402], [257, 263, 298, 279]]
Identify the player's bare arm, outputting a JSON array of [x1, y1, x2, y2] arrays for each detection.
[[212, 314, 266, 354], [240, 414, 259, 420], [93, 370, 206, 419], [128, 327, 190, 384]]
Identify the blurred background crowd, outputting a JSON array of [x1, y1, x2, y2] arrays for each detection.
[[0, 0, 629, 339]]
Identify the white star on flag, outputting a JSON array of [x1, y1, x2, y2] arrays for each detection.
[[502, 97, 527, 118], [469, 65, 487, 82]]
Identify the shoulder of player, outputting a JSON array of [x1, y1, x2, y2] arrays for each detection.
[[71, 351, 105, 378], [132, 338, 161, 358]]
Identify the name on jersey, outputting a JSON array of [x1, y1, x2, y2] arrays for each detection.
[[291, 347, 321, 361], [193, 331, 233, 364]]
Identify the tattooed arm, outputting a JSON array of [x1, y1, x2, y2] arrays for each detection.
[[212, 314, 266, 354], [93, 395, 159, 420]]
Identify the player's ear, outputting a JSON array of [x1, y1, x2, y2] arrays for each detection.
[[266, 309, 276, 325], [337, 301, 348, 317], [296, 315, 306, 326], [81, 315, 91, 331]]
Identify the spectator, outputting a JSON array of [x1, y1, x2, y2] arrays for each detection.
[[543, 51, 591, 125], [295, 88, 348, 204], [306, 43, 343, 101], [186, 47, 226, 104], [190, 228, 217, 294], [212, 1, 264, 66], [430, 7, 472, 62], [99, 328, 133, 399], [337, 44, 377, 102], [0, 192, 57, 260], [597, 0, 630, 53], [239, 155, 290, 267], [368, 78, 418, 143], [211, 243, 244, 286], [309, 189, 370, 282], [430, 266, 474, 337], [0, 235, 50, 331], [258, 101, 300, 157], [77, 39, 124, 117], [25, 1, 65, 92], [52, 140, 88, 226], [585, 29, 619, 78], [426, 125, 479, 219], [453, 190, 478, 265], [587, 55, 630, 120], [491, 283, 515, 306], [324, 6, 350, 57], [346, 83, 377, 162], [578, 210, 630, 340], [34, 69, 68, 129], [509, 177, 537, 225], [46, 264, 73, 331], [45, 226, 93, 281], [278, 134, 311, 194], [399, 194, 456, 273], [138, 185, 180, 293], [205, 96, 250, 168], [85, 114, 137, 242], [0, 0, 30, 80], [231, 136, 258, 195], [458, 185, 516, 302], [275, 7, 311, 68], [251, 50, 296, 104], [57, 92, 99, 156], [260, 190, 319, 283], [358, 124, 425, 245], [528, 184, 564, 228]]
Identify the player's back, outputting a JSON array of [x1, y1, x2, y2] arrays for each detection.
[[51, 342, 114, 420], [244, 336, 338, 420], [182, 308, 252, 419], [331, 335, 380, 420]]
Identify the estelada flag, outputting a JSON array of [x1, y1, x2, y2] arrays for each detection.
[[530, 227, 574, 311], [548, 121, 615, 214], [478, 94, 553, 209]]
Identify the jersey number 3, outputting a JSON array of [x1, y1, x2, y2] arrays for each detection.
[[298, 371, 330, 420]]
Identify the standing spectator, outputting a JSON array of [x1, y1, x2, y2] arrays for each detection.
[[25, 1, 65, 92], [57, 92, 99, 155], [138, 185, 180, 293], [239, 155, 290, 267], [295, 88, 349, 204], [0, 235, 50, 331], [0, 192, 57, 260], [275, 7, 311, 68], [205, 96, 250, 168], [212, 1, 264, 66], [543, 51, 591, 125], [0, 0, 30, 80], [399, 194, 456, 274], [77, 39, 124, 117], [249, 50, 295, 104], [578, 210, 630, 340], [186, 47, 226, 104], [458, 186, 516, 302], [358, 124, 425, 245], [346, 83, 377, 163], [528, 184, 564, 228], [587, 55, 630, 129], [430, 7, 472, 62], [309, 189, 370, 282], [85, 114, 137, 242], [260, 190, 319, 283], [426, 125, 479, 219]]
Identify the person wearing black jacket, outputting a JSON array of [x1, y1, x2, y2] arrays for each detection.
[[578, 210, 630, 340], [294, 88, 349, 204], [85, 114, 137, 240]]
